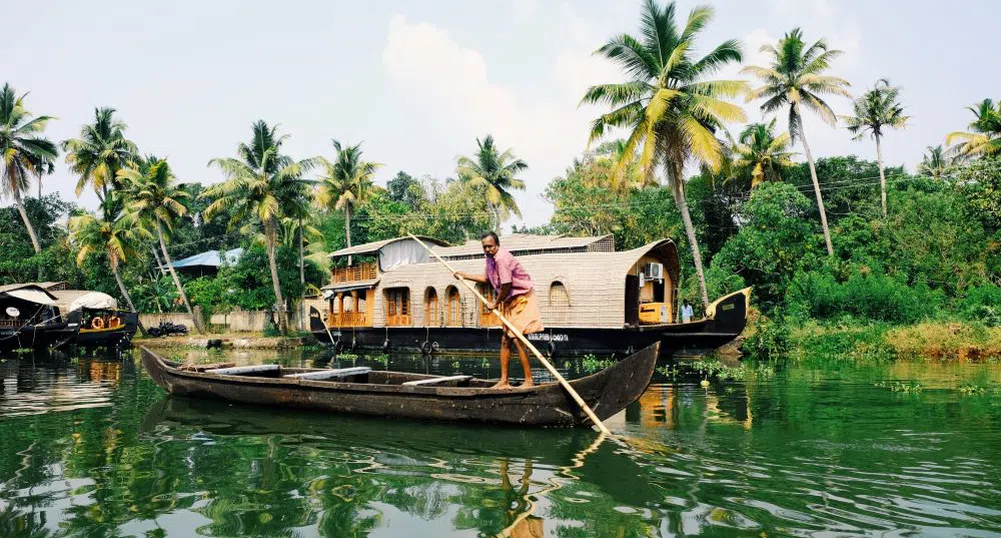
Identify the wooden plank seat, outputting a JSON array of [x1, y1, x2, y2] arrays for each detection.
[[284, 367, 372, 380], [206, 364, 281, 375], [402, 375, 473, 387]]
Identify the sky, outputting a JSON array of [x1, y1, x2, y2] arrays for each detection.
[[5, 0, 1000, 229]]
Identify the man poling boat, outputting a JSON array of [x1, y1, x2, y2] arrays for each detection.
[[453, 231, 544, 390], [408, 234, 612, 434]]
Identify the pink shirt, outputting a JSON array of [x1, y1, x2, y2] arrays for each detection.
[[486, 248, 533, 298]]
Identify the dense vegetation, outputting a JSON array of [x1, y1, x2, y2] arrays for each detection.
[[1, 0, 1000, 352]]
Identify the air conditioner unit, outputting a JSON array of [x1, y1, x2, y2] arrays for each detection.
[[643, 262, 664, 282]]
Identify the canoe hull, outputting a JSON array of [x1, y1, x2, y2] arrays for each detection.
[[140, 343, 658, 427]]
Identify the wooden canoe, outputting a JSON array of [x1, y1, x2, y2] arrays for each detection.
[[139, 342, 659, 427]]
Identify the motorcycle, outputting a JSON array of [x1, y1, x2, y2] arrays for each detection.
[[147, 321, 189, 338]]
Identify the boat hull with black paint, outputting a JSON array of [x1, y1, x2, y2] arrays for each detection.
[[140, 343, 658, 427]]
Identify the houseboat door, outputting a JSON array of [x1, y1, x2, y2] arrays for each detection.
[[625, 274, 640, 326]]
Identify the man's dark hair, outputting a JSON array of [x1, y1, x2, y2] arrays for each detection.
[[481, 231, 500, 244]]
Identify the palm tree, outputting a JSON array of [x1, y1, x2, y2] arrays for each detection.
[[68, 208, 150, 334], [918, 145, 950, 178], [316, 140, 381, 265], [0, 83, 58, 254], [62, 107, 137, 217], [204, 121, 314, 336], [742, 27, 851, 255], [842, 79, 909, 217], [582, 0, 747, 308], [946, 98, 1001, 160], [455, 135, 527, 229], [729, 119, 795, 188], [118, 156, 203, 333]]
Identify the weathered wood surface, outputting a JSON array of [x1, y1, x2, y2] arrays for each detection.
[[401, 375, 473, 386], [284, 367, 372, 380], [140, 342, 659, 428], [206, 364, 280, 375], [179, 362, 236, 372]]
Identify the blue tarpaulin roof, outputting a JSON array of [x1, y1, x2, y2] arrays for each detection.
[[171, 248, 244, 269]]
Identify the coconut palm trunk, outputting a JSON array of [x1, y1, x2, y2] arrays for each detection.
[[672, 162, 710, 310], [298, 215, 305, 331], [265, 218, 289, 335], [156, 221, 202, 334], [797, 117, 834, 256], [875, 134, 887, 217], [111, 256, 147, 336], [13, 190, 41, 254]]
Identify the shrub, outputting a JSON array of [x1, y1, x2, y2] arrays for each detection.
[[959, 285, 1001, 327]]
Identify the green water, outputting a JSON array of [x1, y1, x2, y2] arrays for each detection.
[[1, 349, 1000, 537]]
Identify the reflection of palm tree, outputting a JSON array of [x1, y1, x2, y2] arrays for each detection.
[[0, 505, 53, 538]]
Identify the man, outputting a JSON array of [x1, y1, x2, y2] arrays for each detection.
[[681, 300, 694, 323], [455, 232, 544, 389]]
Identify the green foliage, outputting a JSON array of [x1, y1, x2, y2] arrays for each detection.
[[955, 156, 1001, 233], [787, 265, 944, 324], [742, 315, 791, 359], [959, 285, 1001, 326], [710, 183, 820, 308]]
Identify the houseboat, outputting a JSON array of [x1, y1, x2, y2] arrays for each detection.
[[309, 234, 750, 358], [51, 288, 138, 348], [0, 284, 80, 352]]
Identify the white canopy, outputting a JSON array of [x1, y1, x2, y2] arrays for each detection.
[[50, 290, 118, 312], [3, 288, 55, 306]]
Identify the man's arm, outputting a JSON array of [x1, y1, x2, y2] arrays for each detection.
[[491, 283, 512, 311]]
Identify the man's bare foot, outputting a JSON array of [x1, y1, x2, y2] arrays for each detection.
[[491, 381, 512, 389], [519, 380, 535, 389]]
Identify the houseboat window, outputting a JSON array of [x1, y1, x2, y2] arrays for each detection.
[[547, 281, 571, 326], [446, 286, 462, 326], [386, 288, 411, 326], [548, 282, 570, 307], [425, 287, 440, 326]]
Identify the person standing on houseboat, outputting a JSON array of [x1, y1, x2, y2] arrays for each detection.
[[455, 232, 544, 389], [681, 300, 694, 323]]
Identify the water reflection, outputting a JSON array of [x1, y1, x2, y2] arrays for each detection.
[[1, 348, 1001, 537]]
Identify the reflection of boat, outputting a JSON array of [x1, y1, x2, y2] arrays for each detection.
[[0, 284, 79, 352], [140, 342, 658, 427], [310, 235, 749, 358], [48, 288, 138, 348]]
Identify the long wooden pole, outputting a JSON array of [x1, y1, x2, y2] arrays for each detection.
[[408, 234, 610, 435]]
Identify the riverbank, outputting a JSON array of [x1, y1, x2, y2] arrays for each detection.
[[134, 332, 315, 350], [784, 320, 1001, 362]]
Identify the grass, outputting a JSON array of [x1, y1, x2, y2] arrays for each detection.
[[784, 319, 1001, 363]]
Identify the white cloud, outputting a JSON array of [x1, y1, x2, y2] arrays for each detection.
[[382, 14, 621, 227]]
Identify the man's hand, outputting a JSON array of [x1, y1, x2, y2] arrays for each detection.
[[486, 300, 497, 311], [453, 271, 465, 280]]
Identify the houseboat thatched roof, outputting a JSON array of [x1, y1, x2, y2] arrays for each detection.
[[330, 236, 449, 258], [432, 234, 614, 260], [373, 239, 680, 329]]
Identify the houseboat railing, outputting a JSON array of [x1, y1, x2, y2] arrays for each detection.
[[329, 312, 368, 327], [331, 262, 378, 283]]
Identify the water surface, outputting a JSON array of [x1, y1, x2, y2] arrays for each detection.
[[1, 348, 1000, 537]]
